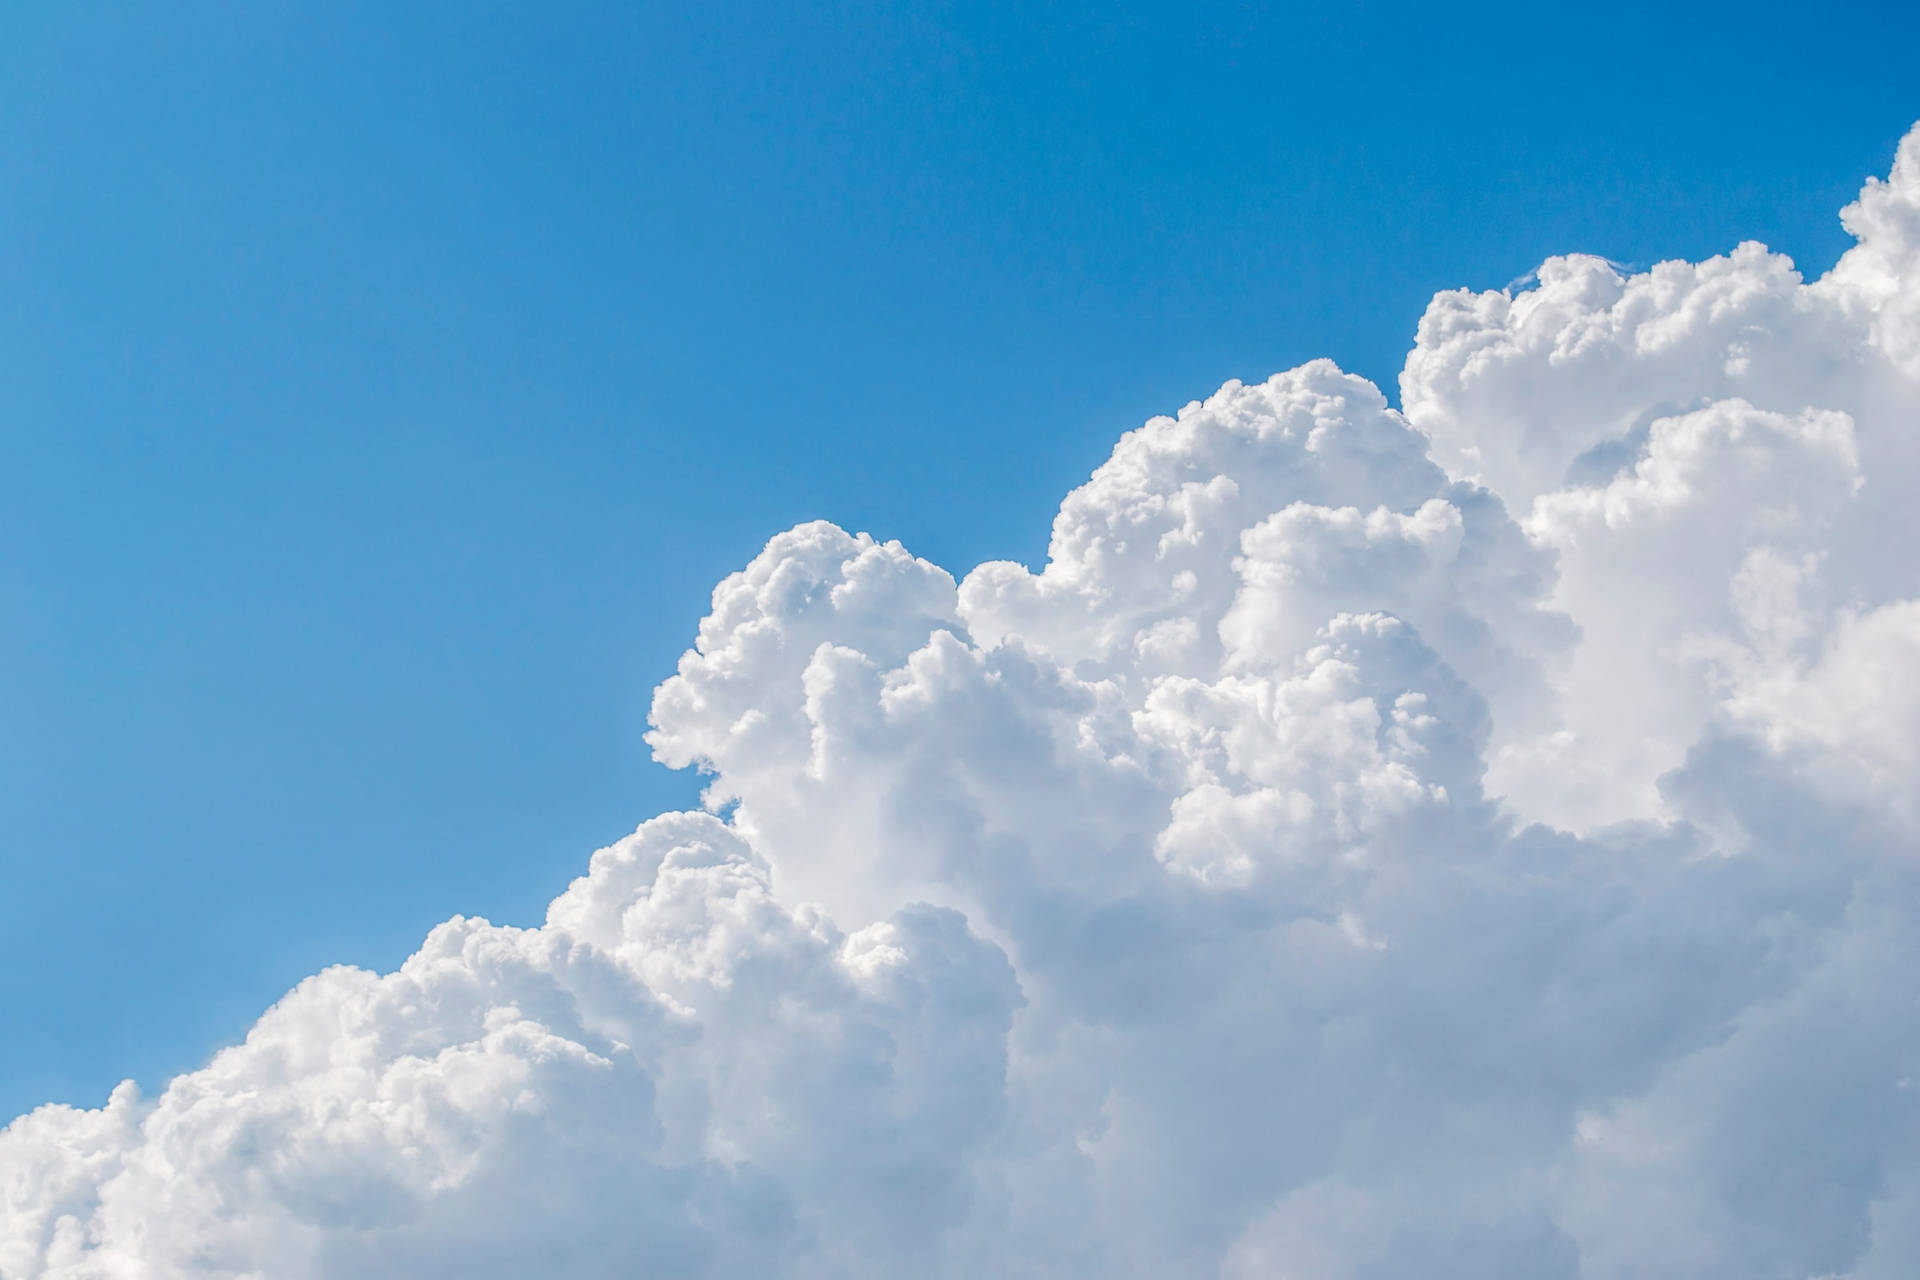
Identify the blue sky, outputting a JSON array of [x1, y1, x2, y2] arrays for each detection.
[[3, 0, 1915, 1125]]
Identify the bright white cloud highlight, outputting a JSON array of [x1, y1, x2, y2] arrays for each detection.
[[7, 126, 1920, 1279]]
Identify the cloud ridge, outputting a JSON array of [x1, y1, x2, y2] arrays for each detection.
[[7, 125, 1920, 1279]]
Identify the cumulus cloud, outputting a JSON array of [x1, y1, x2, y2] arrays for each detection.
[[7, 125, 1920, 1279]]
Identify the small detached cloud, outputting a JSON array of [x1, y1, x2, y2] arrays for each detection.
[[7, 125, 1920, 1279]]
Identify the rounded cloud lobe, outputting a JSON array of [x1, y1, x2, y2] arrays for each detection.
[[8, 127, 1920, 1279]]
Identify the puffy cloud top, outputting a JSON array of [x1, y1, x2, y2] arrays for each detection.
[[8, 126, 1920, 1279]]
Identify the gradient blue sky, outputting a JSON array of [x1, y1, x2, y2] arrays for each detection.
[[3, 1, 1915, 1121]]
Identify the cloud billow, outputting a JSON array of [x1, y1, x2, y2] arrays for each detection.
[[7, 126, 1920, 1279]]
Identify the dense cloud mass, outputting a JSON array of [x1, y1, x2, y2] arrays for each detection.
[[8, 127, 1920, 1279]]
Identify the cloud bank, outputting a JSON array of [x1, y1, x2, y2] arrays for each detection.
[[8, 126, 1920, 1279]]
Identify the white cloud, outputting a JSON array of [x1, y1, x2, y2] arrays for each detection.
[[7, 125, 1920, 1279]]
